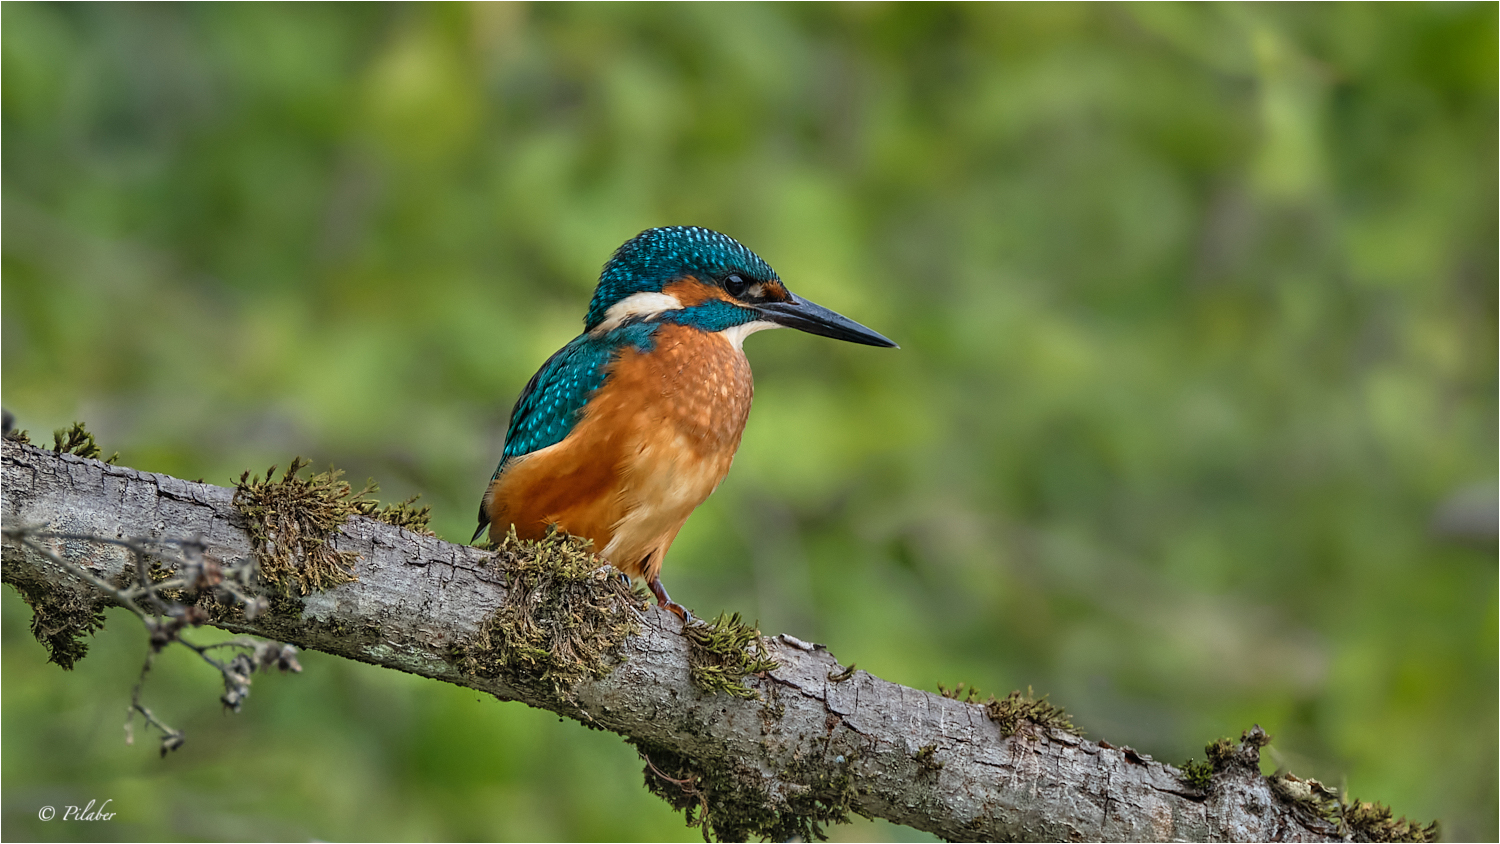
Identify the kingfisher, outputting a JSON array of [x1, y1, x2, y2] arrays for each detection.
[[473, 226, 896, 621]]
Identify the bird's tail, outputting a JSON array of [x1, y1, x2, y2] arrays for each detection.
[[471, 502, 489, 544]]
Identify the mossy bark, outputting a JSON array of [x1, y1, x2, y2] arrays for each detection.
[[3, 441, 1415, 842]]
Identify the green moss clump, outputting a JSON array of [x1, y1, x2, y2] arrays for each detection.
[[984, 686, 1079, 737], [1179, 734, 1238, 788], [1267, 766, 1436, 842], [685, 612, 777, 699], [1206, 736, 1237, 767], [47, 421, 118, 464], [914, 744, 944, 774], [233, 457, 366, 593], [10, 578, 106, 670], [1178, 757, 1214, 789], [452, 527, 641, 699], [1270, 771, 1341, 825], [635, 740, 855, 842], [778, 752, 858, 840], [267, 591, 308, 619], [937, 682, 982, 704], [1341, 798, 1438, 843], [233, 457, 435, 593], [939, 682, 1078, 737], [358, 494, 433, 535]]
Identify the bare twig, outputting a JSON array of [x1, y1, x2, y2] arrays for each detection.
[[3, 524, 297, 752]]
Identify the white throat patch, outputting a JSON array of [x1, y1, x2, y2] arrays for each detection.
[[719, 319, 779, 351], [592, 292, 684, 334]]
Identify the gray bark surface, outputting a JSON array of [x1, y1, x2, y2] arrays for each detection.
[[1, 440, 1342, 842]]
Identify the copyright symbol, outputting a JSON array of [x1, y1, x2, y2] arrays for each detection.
[[38, 806, 54, 821]]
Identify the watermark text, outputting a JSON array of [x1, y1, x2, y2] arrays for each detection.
[[38, 799, 115, 822]]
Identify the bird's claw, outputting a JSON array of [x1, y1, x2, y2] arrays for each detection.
[[662, 600, 693, 625], [647, 575, 692, 625]]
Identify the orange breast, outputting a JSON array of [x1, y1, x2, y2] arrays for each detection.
[[485, 324, 755, 581]]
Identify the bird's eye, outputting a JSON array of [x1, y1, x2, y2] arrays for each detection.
[[724, 274, 750, 298]]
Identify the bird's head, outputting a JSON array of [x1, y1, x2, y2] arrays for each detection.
[[584, 226, 897, 348]]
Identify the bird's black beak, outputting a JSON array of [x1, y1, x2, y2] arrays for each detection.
[[757, 293, 899, 348]]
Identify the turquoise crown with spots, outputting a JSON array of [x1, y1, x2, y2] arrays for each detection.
[[584, 226, 778, 331]]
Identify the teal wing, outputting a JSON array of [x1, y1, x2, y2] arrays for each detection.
[[472, 324, 657, 542]]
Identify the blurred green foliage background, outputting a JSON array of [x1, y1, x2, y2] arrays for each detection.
[[3, 3, 1495, 841]]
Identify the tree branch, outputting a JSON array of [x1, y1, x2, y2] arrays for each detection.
[[0, 440, 1367, 841]]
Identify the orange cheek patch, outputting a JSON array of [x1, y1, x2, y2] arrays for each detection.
[[663, 277, 732, 307], [762, 280, 791, 302]]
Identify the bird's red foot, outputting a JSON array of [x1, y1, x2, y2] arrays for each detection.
[[647, 575, 693, 624]]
